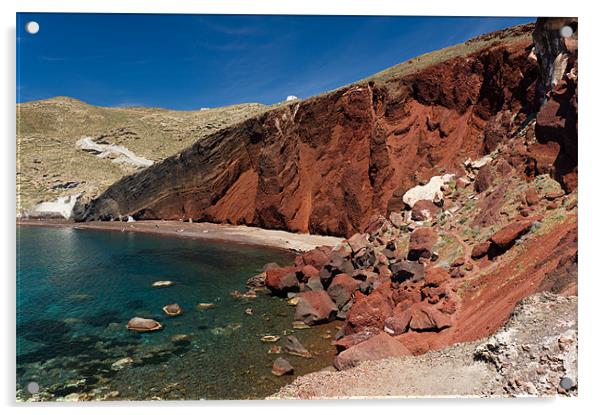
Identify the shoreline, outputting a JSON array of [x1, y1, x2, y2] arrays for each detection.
[[16, 219, 344, 253]]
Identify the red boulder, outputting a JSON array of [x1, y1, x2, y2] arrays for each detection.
[[408, 228, 438, 261], [265, 267, 299, 297], [333, 333, 412, 370], [327, 273, 360, 309], [293, 291, 337, 325]]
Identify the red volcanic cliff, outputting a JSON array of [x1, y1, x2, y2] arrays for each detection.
[[75, 23, 574, 238]]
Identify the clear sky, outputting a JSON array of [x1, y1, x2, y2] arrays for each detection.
[[16, 14, 534, 110]]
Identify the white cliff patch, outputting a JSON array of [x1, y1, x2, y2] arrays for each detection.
[[402, 174, 455, 208], [77, 137, 154, 168], [28, 194, 79, 219]]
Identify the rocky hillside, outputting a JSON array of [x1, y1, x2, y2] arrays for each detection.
[[234, 18, 577, 392], [75, 23, 567, 238], [17, 98, 270, 215]]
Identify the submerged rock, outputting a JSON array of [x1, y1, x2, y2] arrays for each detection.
[[271, 357, 294, 376], [111, 356, 134, 370], [284, 335, 311, 358], [196, 303, 216, 311]]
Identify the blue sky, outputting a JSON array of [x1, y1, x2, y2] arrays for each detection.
[[16, 14, 534, 110]]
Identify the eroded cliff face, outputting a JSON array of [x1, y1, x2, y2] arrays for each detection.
[[75, 22, 575, 238]]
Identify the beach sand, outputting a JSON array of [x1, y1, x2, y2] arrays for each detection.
[[17, 219, 344, 252]]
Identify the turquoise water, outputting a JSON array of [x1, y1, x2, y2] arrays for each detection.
[[17, 226, 337, 400]]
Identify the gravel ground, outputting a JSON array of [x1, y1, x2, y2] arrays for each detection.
[[272, 292, 577, 399]]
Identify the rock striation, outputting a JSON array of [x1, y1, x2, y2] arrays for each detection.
[[75, 24, 555, 238]]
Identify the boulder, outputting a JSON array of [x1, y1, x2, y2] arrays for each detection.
[[525, 188, 540, 206], [126, 317, 162, 332], [424, 267, 449, 286], [265, 267, 299, 296], [298, 264, 320, 282], [284, 335, 311, 358], [390, 260, 425, 282], [403, 303, 452, 332], [408, 228, 438, 261], [345, 291, 393, 334], [271, 358, 294, 376], [301, 247, 331, 269], [327, 273, 360, 309], [402, 174, 455, 208], [474, 164, 495, 193], [489, 220, 534, 251], [305, 276, 324, 291], [347, 233, 371, 254], [389, 211, 405, 228], [333, 333, 412, 370], [294, 291, 338, 325], [411, 200, 439, 222], [384, 313, 412, 335], [471, 241, 491, 259], [333, 327, 381, 352]]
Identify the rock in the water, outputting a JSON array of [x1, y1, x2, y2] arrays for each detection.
[[408, 227, 438, 261], [265, 267, 299, 297], [171, 334, 191, 344], [284, 335, 311, 358], [271, 357, 294, 376], [246, 272, 266, 289], [327, 273, 360, 309], [162, 303, 182, 317], [152, 280, 174, 288], [126, 317, 162, 332], [333, 332, 412, 370], [260, 335, 280, 343], [196, 303, 215, 311], [111, 356, 134, 370], [294, 291, 338, 325]]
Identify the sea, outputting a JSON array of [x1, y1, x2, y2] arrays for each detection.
[[16, 226, 337, 400]]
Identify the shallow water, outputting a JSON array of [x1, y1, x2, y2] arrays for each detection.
[[17, 226, 338, 400]]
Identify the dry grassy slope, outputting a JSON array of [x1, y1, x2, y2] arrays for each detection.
[[16, 97, 273, 212]]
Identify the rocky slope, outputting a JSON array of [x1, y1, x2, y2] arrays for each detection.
[[273, 292, 577, 398], [17, 98, 270, 215], [76, 23, 552, 237], [233, 17, 577, 396]]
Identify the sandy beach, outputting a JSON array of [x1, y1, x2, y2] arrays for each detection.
[[17, 219, 344, 252]]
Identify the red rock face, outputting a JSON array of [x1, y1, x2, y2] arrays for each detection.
[[76, 27, 545, 238]]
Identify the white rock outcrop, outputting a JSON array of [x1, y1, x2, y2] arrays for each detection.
[[402, 174, 455, 208]]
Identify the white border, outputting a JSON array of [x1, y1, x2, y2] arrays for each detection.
[[2, 1, 600, 414]]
